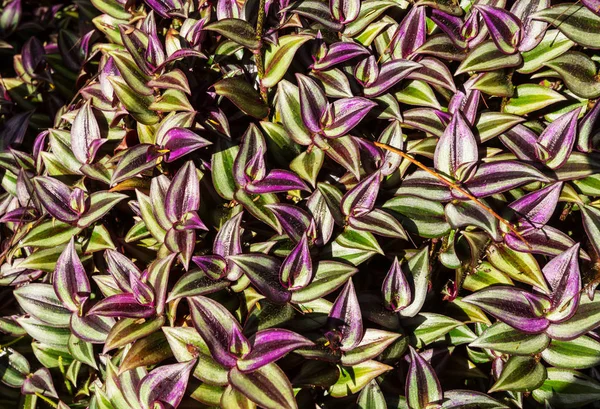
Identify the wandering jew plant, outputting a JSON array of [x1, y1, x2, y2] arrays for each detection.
[[3, 0, 600, 408]]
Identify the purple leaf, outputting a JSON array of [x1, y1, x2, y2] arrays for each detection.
[[391, 6, 427, 60], [165, 227, 195, 270], [348, 209, 408, 239], [88, 293, 155, 319], [312, 42, 369, 70], [111, 144, 162, 185], [162, 128, 212, 162], [505, 225, 587, 261], [245, 169, 310, 194], [104, 249, 142, 293], [354, 56, 379, 87], [233, 124, 267, 188], [138, 360, 196, 409], [578, 97, 600, 152], [326, 278, 363, 351], [165, 161, 200, 224], [33, 177, 80, 223], [434, 111, 479, 180], [537, 107, 581, 170], [21, 37, 44, 77], [510, 0, 550, 52], [463, 286, 551, 334], [266, 203, 314, 243], [21, 368, 58, 399], [280, 234, 313, 290], [191, 255, 227, 280], [71, 100, 101, 164], [508, 182, 563, 229], [297, 73, 327, 133], [322, 97, 377, 138], [237, 329, 314, 372], [582, 0, 600, 16], [462, 161, 550, 198], [378, 120, 403, 176], [543, 244, 581, 323], [54, 238, 91, 313], [499, 124, 540, 161], [473, 5, 522, 54], [448, 90, 480, 126], [406, 347, 443, 409], [363, 59, 422, 97], [341, 171, 381, 217], [430, 9, 467, 48], [228, 254, 291, 304], [0, 0, 21, 35], [330, 0, 360, 23], [382, 257, 412, 312], [188, 295, 243, 368]]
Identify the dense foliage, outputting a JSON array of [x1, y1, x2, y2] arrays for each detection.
[[2, 0, 600, 408]]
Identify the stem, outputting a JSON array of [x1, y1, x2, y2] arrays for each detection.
[[374, 141, 532, 249], [0, 336, 24, 349], [35, 393, 58, 408], [255, 0, 268, 103]]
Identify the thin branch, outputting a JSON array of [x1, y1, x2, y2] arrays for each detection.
[[255, 0, 268, 103], [374, 141, 532, 249]]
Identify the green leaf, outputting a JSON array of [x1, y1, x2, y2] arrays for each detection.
[[357, 380, 386, 409], [20, 220, 82, 248], [14, 284, 72, 327], [276, 80, 312, 146], [335, 227, 383, 255], [119, 332, 174, 373], [383, 195, 451, 238], [394, 80, 440, 109], [532, 368, 600, 408], [489, 356, 546, 393], [85, 224, 117, 252], [475, 112, 524, 143], [486, 243, 549, 291], [78, 191, 127, 228], [341, 329, 402, 366], [455, 41, 522, 75], [214, 77, 268, 119], [532, 4, 600, 50], [68, 335, 97, 369], [290, 148, 324, 187], [104, 316, 165, 352], [109, 76, 159, 125], [291, 260, 358, 303], [344, 0, 404, 37], [329, 360, 393, 398], [17, 316, 71, 345], [403, 313, 464, 347], [149, 89, 194, 112], [212, 138, 239, 200], [263, 35, 312, 88], [167, 269, 229, 301], [469, 70, 514, 97], [470, 322, 550, 355], [229, 363, 296, 409], [544, 51, 600, 99], [542, 336, 600, 369], [0, 348, 30, 388], [203, 18, 259, 50], [503, 84, 566, 116], [234, 190, 281, 233], [519, 30, 575, 74]]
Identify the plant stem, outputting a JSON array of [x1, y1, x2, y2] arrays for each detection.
[[255, 0, 268, 103], [374, 141, 532, 249], [35, 393, 58, 408]]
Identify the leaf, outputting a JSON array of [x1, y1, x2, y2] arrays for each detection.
[[341, 171, 380, 217], [532, 4, 600, 49], [537, 107, 581, 169], [532, 368, 600, 408], [297, 73, 327, 134], [390, 5, 426, 60], [434, 111, 478, 180], [356, 379, 386, 409], [263, 35, 312, 88], [228, 254, 290, 304], [363, 59, 422, 98], [33, 177, 80, 223], [20, 220, 82, 248], [104, 316, 165, 352], [290, 261, 358, 303], [0, 348, 30, 388], [14, 283, 71, 327], [486, 243, 548, 291], [77, 191, 128, 228], [203, 18, 259, 49], [543, 244, 581, 323], [489, 356, 546, 393], [71, 100, 101, 164], [212, 138, 239, 200], [109, 76, 159, 125], [236, 329, 313, 372], [470, 322, 550, 355], [322, 97, 377, 138], [326, 279, 363, 351], [313, 42, 369, 71], [542, 336, 600, 369], [442, 390, 509, 409], [165, 160, 200, 224], [119, 332, 174, 373], [406, 346, 443, 409], [276, 80, 312, 145], [214, 77, 268, 119], [138, 360, 196, 409], [456, 41, 522, 75], [280, 235, 313, 290], [383, 195, 451, 238], [473, 5, 521, 54], [188, 295, 243, 368], [544, 51, 600, 99], [228, 363, 297, 409], [382, 257, 411, 312], [340, 329, 401, 366], [290, 148, 324, 187], [111, 144, 160, 185], [329, 360, 393, 398], [462, 286, 550, 334], [286, 0, 343, 31], [54, 238, 91, 313]]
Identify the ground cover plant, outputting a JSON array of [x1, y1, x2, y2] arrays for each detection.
[[2, 0, 600, 407]]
